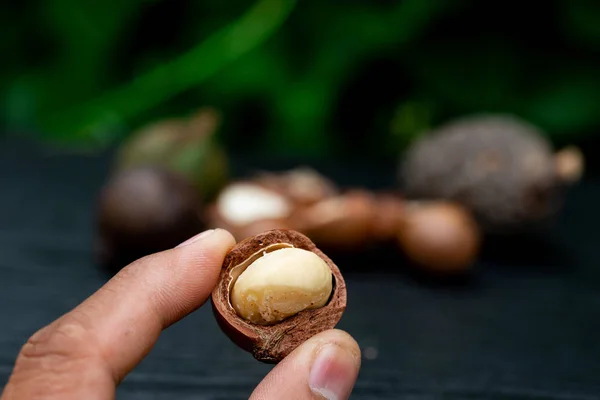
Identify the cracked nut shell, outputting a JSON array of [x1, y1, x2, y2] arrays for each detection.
[[290, 189, 377, 251], [206, 181, 293, 241], [253, 167, 338, 207], [211, 229, 347, 363]]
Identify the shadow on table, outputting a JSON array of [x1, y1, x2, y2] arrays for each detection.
[[479, 231, 574, 273]]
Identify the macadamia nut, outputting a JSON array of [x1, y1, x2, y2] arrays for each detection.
[[217, 183, 292, 225], [230, 248, 333, 325]]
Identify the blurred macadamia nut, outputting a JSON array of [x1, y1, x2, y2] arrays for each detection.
[[397, 201, 481, 273], [254, 167, 338, 207], [292, 189, 377, 250], [96, 166, 204, 270], [370, 192, 406, 242], [207, 182, 293, 241]]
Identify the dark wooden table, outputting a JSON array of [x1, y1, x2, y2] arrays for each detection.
[[1, 139, 600, 399]]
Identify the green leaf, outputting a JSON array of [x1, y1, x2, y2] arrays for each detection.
[[37, 0, 297, 146], [561, 0, 600, 49], [521, 69, 600, 137], [408, 39, 521, 113]]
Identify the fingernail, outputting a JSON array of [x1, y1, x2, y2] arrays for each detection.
[[176, 229, 215, 248], [309, 344, 359, 400]]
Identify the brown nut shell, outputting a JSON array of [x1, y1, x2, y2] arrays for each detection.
[[96, 166, 204, 271], [290, 189, 377, 250], [396, 201, 481, 273], [211, 229, 347, 363], [253, 167, 338, 207], [370, 191, 406, 242]]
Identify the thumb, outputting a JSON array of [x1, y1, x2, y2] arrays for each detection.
[[250, 329, 361, 400]]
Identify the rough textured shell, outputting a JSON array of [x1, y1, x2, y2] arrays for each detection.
[[400, 114, 560, 230]]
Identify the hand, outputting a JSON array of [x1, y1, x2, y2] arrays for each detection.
[[1, 229, 361, 400]]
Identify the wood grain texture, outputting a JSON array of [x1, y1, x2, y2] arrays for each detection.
[[1, 140, 600, 399]]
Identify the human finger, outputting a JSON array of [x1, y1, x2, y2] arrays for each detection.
[[1, 228, 235, 400], [250, 329, 361, 400]]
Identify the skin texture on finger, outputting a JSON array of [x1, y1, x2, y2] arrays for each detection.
[[1, 229, 236, 400], [250, 329, 361, 400]]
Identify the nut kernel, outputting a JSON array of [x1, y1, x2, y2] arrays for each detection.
[[230, 248, 333, 325], [217, 183, 292, 226]]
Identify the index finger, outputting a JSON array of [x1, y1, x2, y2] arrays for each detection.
[[2, 228, 235, 400]]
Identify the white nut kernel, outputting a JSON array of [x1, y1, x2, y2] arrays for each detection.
[[217, 183, 292, 226], [230, 248, 333, 325]]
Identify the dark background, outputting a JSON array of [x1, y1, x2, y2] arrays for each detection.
[[3, 0, 600, 398]]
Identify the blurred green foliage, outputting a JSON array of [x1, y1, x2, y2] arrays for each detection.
[[2, 0, 600, 158]]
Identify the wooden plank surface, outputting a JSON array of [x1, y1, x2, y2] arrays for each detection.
[[1, 139, 599, 399]]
